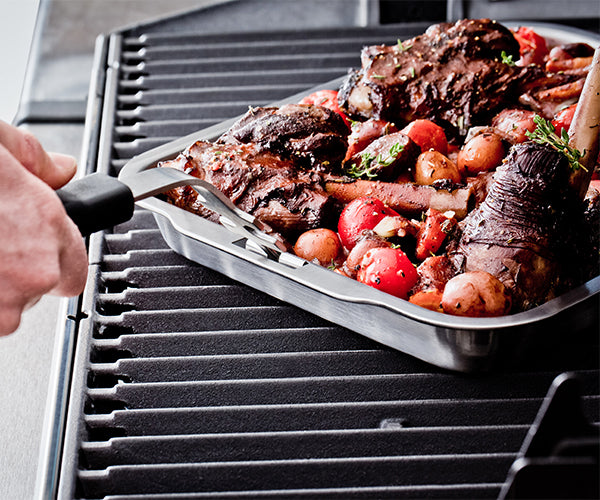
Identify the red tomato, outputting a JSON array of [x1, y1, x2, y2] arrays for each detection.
[[415, 209, 456, 261], [513, 27, 549, 67], [552, 104, 577, 137], [400, 119, 448, 155], [357, 247, 418, 299], [299, 89, 350, 128], [337, 197, 399, 250]]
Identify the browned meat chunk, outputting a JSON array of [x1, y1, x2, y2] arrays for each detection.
[[338, 18, 533, 137], [218, 103, 350, 174], [448, 142, 578, 310], [160, 140, 340, 237], [344, 131, 420, 181]]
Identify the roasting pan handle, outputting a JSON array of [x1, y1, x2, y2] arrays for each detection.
[[56, 172, 135, 237]]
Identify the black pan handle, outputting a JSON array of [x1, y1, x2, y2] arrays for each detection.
[[56, 172, 135, 237]]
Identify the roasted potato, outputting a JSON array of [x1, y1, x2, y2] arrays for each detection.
[[441, 271, 512, 317]]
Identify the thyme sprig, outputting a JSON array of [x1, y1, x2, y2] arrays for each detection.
[[397, 39, 412, 52], [500, 50, 515, 66], [525, 115, 586, 172], [346, 142, 405, 179]]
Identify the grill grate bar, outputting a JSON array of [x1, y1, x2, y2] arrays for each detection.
[[118, 68, 350, 90], [84, 371, 600, 410], [80, 426, 529, 468], [121, 25, 414, 46], [71, 483, 502, 499], [122, 36, 395, 60], [77, 455, 515, 496], [83, 396, 600, 436], [90, 327, 377, 356]]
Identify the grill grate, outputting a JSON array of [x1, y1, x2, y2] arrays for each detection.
[[57, 12, 600, 500]]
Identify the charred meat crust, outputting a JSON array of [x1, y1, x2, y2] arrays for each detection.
[[338, 18, 533, 136], [449, 143, 578, 310], [160, 140, 340, 237], [218, 104, 350, 174]]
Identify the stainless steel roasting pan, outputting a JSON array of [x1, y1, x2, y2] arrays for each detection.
[[74, 22, 594, 373]]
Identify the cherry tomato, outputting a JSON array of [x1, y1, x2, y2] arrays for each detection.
[[293, 228, 342, 266], [551, 103, 577, 137], [357, 247, 418, 299], [299, 89, 350, 128], [512, 27, 549, 67], [401, 119, 448, 155], [337, 197, 399, 250], [415, 209, 456, 261]]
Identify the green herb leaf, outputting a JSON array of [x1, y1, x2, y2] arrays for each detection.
[[500, 50, 516, 66], [345, 142, 405, 179], [525, 115, 586, 172], [397, 40, 412, 52]]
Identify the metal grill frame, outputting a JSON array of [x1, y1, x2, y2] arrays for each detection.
[[34, 4, 600, 499]]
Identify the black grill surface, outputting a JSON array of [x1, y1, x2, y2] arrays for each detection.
[[57, 10, 600, 500]]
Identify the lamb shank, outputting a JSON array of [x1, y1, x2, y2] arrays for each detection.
[[449, 48, 600, 311], [338, 18, 534, 136]]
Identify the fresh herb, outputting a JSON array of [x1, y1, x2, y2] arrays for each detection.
[[397, 39, 412, 52], [371, 74, 386, 80], [500, 50, 516, 66], [346, 142, 405, 179], [409, 67, 416, 78], [525, 115, 586, 172]]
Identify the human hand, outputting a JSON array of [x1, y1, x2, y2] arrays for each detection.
[[0, 121, 88, 335]]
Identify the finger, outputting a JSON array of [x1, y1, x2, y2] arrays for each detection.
[[0, 306, 22, 336], [49, 211, 89, 297], [0, 120, 77, 189], [48, 152, 79, 188]]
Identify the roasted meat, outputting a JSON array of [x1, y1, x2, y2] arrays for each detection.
[[218, 104, 350, 174], [343, 131, 420, 181], [160, 140, 340, 237], [338, 18, 533, 136], [448, 143, 579, 310]]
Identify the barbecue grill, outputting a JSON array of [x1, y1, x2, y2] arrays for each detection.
[[26, 1, 599, 498]]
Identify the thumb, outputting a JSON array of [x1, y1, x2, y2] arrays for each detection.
[[47, 152, 78, 189], [0, 121, 77, 189]]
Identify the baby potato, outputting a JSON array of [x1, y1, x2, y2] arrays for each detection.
[[441, 271, 512, 317], [293, 228, 342, 267], [457, 133, 505, 175], [414, 151, 462, 185]]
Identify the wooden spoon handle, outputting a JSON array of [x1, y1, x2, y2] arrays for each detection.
[[568, 46, 600, 199]]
